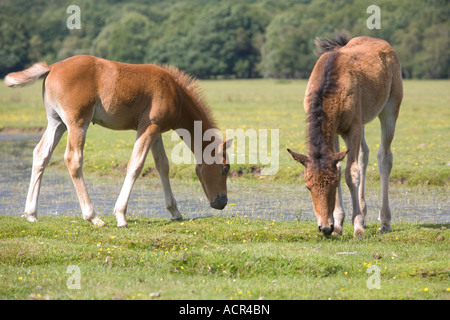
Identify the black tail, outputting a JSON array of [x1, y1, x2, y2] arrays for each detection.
[[314, 30, 350, 56]]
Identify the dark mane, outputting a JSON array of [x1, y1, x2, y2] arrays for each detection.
[[307, 50, 339, 167], [314, 31, 350, 56]]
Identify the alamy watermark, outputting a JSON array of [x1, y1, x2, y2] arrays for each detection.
[[367, 5, 381, 30], [67, 5, 81, 30], [66, 265, 81, 290], [171, 121, 280, 175], [66, 5, 382, 34], [366, 265, 381, 290]]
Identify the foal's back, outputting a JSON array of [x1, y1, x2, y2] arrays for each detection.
[[45, 55, 181, 131], [305, 36, 402, 131]]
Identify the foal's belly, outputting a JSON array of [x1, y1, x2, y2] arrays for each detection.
[[337, 99, 387, 134], [361, 97, 389, 125], [361, 106, 383, 125], [91, 103, 139, 131]]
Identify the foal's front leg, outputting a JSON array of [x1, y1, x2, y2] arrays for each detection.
[[333, 135, 345, 235], [358, 127, 369, 225], [65, 126, 105, 227], [151, 135, 182, 220], [343, 126, 365, 237], [114, 124, 161, 228]]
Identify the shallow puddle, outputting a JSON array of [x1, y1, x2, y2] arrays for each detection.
[[0, 134, 448, 224]]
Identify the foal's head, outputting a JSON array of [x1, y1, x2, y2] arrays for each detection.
[[196, 139, 233, 210], [288, 148, 347, 235]]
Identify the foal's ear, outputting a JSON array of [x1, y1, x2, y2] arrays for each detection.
[[287, 149, 309, 167], [332, 150, 349, 166], [220, 139, 233, 164], [224, 139, 233, 150], [218, 139, 233, 153]]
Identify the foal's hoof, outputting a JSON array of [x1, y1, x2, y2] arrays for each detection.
[[353, 228, 365, 238], [25, 215, 38, 223], [169, 208, 183, 221], [117, 224, 128, 229], [333, 225, 343, 235], [91, 217, 106, 228]]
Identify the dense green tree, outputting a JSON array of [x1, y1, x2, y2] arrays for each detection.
[[0, 0, 448, 79], [108, 12, 154, 64], [178, 4, 269, 78], [417, 23, 449, 79], [260, 12, 307, 78], [0, 17, 29, 75]]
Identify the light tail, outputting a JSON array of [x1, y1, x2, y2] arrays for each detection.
[[4, 62, 50, 88]]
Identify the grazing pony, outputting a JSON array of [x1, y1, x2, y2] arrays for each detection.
[[288, 33, 402, 236], [5, 55, 232, 227]]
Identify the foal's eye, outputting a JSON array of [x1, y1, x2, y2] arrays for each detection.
[[305, 184, 311, 192], [223, 164, 230, 175]]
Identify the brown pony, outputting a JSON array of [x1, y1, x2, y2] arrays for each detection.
[[288, 33, 402, 236], [5, 55, 232, 228]]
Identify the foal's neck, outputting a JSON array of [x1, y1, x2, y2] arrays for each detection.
[[175, 99, 218, 162]]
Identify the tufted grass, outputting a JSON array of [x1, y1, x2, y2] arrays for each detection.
[[0, 215, 448, 300]]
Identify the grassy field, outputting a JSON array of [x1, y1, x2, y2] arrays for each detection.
[[1, 79, 449, 186], [1, 79, 449, 301], [0, 215, 448, 300]]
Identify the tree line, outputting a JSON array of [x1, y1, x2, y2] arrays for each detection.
[[0, 0, 448, 79]]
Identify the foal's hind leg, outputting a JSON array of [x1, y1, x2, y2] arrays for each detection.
[[24, 119, 66, 222], [64, 125, 104, 227], [151, 135, 182, 220], [377, 102, 399, 232], [114, 124, 161, 227], [333, 135, 345, 235]]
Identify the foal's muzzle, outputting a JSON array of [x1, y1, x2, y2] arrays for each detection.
[[210, 194, 228, 210], [318, 225, 334, 236]]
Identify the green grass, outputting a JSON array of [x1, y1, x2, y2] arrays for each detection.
[[1, 78, 449, 300], [1, 79, 449, 186], [0, 215, 448, 300]]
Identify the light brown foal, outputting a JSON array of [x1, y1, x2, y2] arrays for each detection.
[[288, 33, 402, 236], [5, 55, 231, 227]]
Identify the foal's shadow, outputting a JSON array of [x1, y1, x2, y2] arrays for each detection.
[[145, 215, 215, 227], [418, 223, 449, 230]]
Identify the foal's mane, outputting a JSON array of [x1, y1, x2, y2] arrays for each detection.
[[307, 51, 338, 166], [163, 65, 217, 128], [307, 32, 350, 167]]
